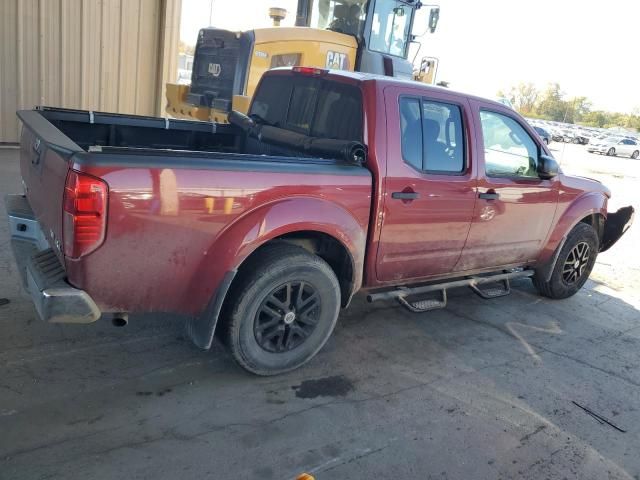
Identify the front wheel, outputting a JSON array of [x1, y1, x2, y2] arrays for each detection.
[[532, 223, 598, 299], [607, 147, 616, 156], [222, 243, 341, 375]]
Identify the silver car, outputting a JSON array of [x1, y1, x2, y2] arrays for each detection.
[[587, 137, 640, 158]]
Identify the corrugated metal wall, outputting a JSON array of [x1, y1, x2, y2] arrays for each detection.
[[0, 0, 181, 143]]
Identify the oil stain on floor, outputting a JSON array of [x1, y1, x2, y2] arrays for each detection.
[[292, 375, 354, 399]]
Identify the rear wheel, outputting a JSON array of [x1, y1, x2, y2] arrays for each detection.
[[543, 138, 549, 145], [532, 223, 598, 299], [607, 147, 616, 156], [632, 150, 639, 159], [222, 243, 341, 375]]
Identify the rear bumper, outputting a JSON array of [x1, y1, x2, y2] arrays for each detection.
[[7, 194, 101, 324]]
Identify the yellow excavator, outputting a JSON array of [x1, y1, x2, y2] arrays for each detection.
[[166, 0, 439, 123]]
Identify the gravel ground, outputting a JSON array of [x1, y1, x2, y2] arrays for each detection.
[[0, 143, 638, 480]]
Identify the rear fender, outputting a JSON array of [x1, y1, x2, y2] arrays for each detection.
[[221, 198, 366, 285], [184, 197, 367, 348]]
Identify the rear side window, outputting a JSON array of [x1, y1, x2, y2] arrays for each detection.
[[249, 75, 363, 142], [399, 96, 465, 174]]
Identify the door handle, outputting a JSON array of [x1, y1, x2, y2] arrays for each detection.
[[392, 192, 420, 200], [478, 192, 499, 200]]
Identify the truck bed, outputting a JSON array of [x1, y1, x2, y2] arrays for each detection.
[[15, 106, 372, 322], [31, 106, 240, 153]]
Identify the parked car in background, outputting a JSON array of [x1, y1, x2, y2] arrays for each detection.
[[550, 129, 566, 143], [559, 130, 577, 143], [533, 126, 551, 144], [573, 130, 590, 145], [588, 137, 640, 158]]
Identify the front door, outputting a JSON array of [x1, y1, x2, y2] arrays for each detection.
[[376, 87, 477, 282], [455, 102, 559, 272]]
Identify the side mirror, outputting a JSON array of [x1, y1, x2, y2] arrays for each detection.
[[538, 154, 559, 180]]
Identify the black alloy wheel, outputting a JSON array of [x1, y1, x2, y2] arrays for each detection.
[[254, 281, 321, 353], [561, 241, 591, 285]]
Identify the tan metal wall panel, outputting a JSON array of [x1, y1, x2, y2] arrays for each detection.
[[117, 0, 142, 113], [17, 1, 41, 109], [60, 0, 83, 108], [0, 0, 181, 142], [135, 0, 162, 115], [41, 0, 62, 106], [100, 0, 121, 111], [157, 0, 181, 114], [1, 0, 19, 142]]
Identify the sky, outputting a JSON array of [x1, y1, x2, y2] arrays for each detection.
[[180, 0, 640, 113]]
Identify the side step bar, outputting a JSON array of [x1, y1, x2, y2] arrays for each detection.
[[366, 270, 534, 312]]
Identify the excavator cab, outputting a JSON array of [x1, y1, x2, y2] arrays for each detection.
[[166, 0, 439, 122]]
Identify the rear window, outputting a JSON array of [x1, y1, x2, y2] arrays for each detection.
[[250, 74, 363, 142], [249, 76, 292, 127]]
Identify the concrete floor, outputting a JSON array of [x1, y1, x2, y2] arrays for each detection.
[[0, 144, 639, 480]]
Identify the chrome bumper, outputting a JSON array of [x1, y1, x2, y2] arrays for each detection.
[[7, 194, 100, 324]]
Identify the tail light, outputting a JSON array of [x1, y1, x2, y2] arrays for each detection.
[[63, 170, 108, 258]]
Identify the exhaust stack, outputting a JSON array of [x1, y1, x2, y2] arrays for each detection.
[[269, 7, 287, 26]]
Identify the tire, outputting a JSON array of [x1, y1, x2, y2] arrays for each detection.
[[222, 243, 341, 376], [632, 150, 639, 159], [543, 138, 549, 145], [532, 223, 598, 299], [571, 137, 580, 144], [607, 147, 615, 156]]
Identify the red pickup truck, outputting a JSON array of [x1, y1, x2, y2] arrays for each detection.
[[8, 67, 633, 375]]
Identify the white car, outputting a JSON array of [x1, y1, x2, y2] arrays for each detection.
[[588, 137, 640, 158]]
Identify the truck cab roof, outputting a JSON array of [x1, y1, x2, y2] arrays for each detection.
[[265, 67, 510, 112]]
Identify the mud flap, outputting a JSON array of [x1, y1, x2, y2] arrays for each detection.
[[184, 270, 236, 350], [601, 206, 634, 252]]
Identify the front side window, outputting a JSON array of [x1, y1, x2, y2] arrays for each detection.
[[369, 0, 412, 56], [480, 110, 539, 178], [400, 97, 465, 174]]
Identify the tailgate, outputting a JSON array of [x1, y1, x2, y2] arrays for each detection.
[[16, 110, 84, 265]]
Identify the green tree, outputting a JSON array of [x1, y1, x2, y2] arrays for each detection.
[[496, 82, 639, 132], [536, 83, 566, 121], [580, 110, 607, 128], [497, 83, 539, 115]]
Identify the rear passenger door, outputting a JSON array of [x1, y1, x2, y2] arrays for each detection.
[[376, 87, 478, 281]]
